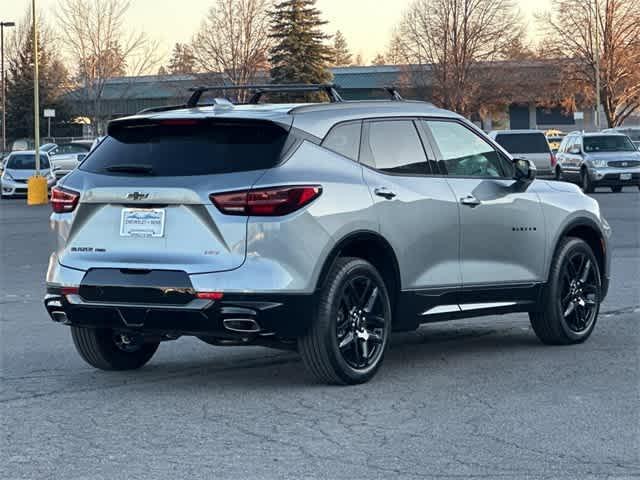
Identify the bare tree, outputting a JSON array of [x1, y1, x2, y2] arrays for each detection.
[[192, 0, 272, 94], [396, 0, 524, 116], [540, 0, 640, 127], [56, 0, 161, 133]]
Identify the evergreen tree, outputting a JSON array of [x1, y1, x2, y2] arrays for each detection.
[[269, 0, 333, 86], [5, 25, 71, 142], [167, 43, 197, 74], [331, 30, 352, 66]]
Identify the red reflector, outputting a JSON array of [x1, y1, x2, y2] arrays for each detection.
[[51, 187, 80, 213], [196, 292, 224, 300], [210, 186, 322, 216], [550, 153, 557, 168], [61, 287, 79, 296]]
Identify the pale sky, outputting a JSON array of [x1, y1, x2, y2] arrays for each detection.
[[2, 0, 552, 64]]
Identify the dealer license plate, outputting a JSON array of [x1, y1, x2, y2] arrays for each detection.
[[120, 208, 165, 237]]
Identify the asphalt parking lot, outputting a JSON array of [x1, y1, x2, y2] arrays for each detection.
[[1, 189, 639, 480]]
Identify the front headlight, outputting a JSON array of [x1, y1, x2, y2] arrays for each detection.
[[592, 159, 607, 168], [2, 171, 13, 181]]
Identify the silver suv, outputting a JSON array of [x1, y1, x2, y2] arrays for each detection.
[[555, 131, 640, 192], [44, 85, 611, 384]]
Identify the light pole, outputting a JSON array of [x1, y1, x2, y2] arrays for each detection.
[[1, 21, 16, 153], [591, 0, 601, 130], [27, 0, 47, 205]]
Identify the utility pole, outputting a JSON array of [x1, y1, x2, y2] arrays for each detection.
[[1, 21, 16, 153]]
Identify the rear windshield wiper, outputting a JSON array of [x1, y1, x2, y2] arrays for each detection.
[[106, 164, 154, 174]]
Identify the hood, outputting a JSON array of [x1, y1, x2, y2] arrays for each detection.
[[4, 167, 50, 180], [585, 151, 640, 161]]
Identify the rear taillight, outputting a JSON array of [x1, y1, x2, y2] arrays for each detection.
[[51, 186, 80, 213], [550, 153, 557, 168], [210, 185, 322, 216]]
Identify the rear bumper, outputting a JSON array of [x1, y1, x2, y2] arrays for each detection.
[[44, 286, 315, 338]]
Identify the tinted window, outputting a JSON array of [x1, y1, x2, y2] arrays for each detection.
[[6, 154, 49, 170], [583, 135, 635, 152], [364, 120, 428, 175], [322, 122, 361, 160], [81, 120, 288, 176], [494, 133, 550, 154], [426, 121, 510, 177], [54, 144, 90, 155]]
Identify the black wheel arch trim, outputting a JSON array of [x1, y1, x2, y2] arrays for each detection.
[[314, 230, 402, 312], [549, 216, 609, 299]]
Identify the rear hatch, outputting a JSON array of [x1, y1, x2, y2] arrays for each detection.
[[494, 133, 553, 171], [57, 117, 291, 274]]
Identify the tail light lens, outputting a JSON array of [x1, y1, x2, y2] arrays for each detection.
[[210, 185, 322, 216], [51, 186, 80, 213], [550, 153, 557, 168]]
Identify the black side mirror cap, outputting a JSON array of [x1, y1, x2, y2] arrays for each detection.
[[513, 157, 536, 183]]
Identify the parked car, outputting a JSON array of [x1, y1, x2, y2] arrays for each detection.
[[555, 131, 640, 192], [1, 151, 56, 198], [44, 88, 611, 384], [40, 143, 58, 153], [49, 142, 92, 180], [602, 127, 640, 150], [488, 130, 555, 176]]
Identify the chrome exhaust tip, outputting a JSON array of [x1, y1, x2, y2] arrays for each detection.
[[223, 318, 261, 334], [51, 311, 70, 324]]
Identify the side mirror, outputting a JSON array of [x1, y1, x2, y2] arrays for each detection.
[[513, 157, 536, 183]]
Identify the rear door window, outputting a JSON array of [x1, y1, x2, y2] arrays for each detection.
[[322, 121, 362, 161], [362, 120, 429, 175], [494, 133, 550, 154], [81, 120, 289, 176]]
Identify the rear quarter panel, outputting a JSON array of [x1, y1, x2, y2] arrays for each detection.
[[240, 140, 378, 293]]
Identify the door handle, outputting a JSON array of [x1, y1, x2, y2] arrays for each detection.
[[460, 195, 481, 207], [374, 187, 396, 200]]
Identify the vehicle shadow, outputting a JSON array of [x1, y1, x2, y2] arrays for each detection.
[[108, 320, 543, 389], [2, 320, 547, 401]]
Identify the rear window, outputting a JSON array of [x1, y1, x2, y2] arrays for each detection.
[[584, 135, 636, 153], [81, 120, 289, 176], [7, 154, 49, 170], [494, 133, 550, 154]]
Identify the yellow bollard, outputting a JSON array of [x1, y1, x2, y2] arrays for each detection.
[[27, 175, 48, 205]]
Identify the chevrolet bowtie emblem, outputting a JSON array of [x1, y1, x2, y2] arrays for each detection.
[[622, 162, 628, 167], [127, 192, 150, 201]]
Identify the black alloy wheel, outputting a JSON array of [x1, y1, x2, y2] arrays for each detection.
[[299, 257, 392, 385], [558, 250, 599, 334], [336, 275, 387, 370], [530, 238, 601, 345]]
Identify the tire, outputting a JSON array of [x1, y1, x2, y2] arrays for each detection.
[[298, 257, 392, 385], [529, 238, 601, 345], [581, 169, 594, 193], [554, 166, 562, 181], [610, 186, 622, 193], [71, 327, 159, 370]]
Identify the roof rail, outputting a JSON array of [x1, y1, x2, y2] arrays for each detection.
[[187, 83, 344, 107]]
